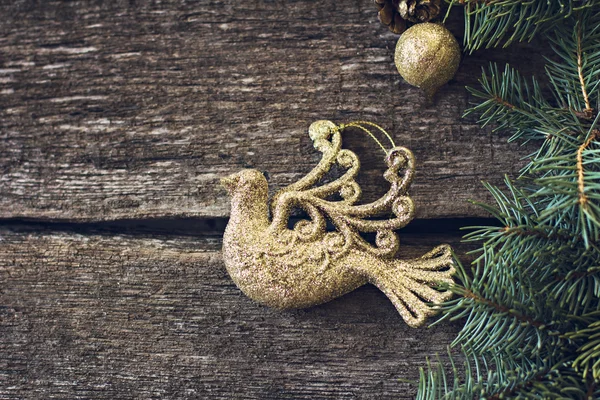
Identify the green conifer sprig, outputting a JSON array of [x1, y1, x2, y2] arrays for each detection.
[[434, 242, 572, 360], [419, 352, 600, 399], [464, 64, 551, 143], [545, 10, 600, 116], [416, 349, 550, 400], [447, 0, 594, 52], [418, 2, 600, 397], [567, 313, 600, 381]]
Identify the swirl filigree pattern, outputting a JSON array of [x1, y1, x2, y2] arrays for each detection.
[[268, 120, 417, 267]]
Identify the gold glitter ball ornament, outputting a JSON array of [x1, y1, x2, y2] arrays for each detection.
[[394, 23, 460, 99], [221, 120, 455, 327]]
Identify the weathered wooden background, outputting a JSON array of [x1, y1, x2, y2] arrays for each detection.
[[1, 1, 545, 399]]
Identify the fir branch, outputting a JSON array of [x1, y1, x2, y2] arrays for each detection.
[[416, 348, 565, 400], [464, 179, 575, 275], [547, 265, 600, 316], [515, 365, 599, 399], [449, 0, 594, 52], [463, 177, 600, 317], [532, 125, 600, 248], [418, 351, 598, 400], [465, 64, 578, 144], [434, 257, 567, 360], [485, 367, 552, 400], [566, 315, 600, 381], [577, 129, 599, 206], [459, 288, 544, 329], [502, 225, 574, 244], [575, 15, 593, 115], [418, 5, 600, 398], [545, 9, 600, 118], [554, 267, 600, 283]]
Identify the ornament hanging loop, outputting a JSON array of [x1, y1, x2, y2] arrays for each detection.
[[337, 121, 397, 156]]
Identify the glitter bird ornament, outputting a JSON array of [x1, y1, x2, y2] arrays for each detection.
[[221, 120, 455, 327]]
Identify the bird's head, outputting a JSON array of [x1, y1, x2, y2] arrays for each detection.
[[220, 169, 268, 198]]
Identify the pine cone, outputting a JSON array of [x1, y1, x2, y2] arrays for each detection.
[[398, 0, 441, 23], [375, 0, 407, 34]]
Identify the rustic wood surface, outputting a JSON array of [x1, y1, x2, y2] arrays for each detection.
[[0, 0, 544, 222], [0, 0, 545, 399], [1, 226, 476, 399]]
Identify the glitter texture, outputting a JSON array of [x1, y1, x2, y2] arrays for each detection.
[[394, 22, 461, 99], [221, 120, 455, 327]]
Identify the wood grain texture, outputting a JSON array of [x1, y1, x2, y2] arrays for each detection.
[[1, 226, 476, 399], [0, 2, 546, 398], [0, 0, 546, 222]]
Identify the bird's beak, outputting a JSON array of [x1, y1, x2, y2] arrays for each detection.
[[220, 174, 239, 195]]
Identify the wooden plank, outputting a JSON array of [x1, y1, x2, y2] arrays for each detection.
[[0, 0, 544, 222], [1, 227, 476, 399]]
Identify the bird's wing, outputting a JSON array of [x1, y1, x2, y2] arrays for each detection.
[[268, 120, 416, 261]]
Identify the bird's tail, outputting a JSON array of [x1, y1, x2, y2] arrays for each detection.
[[367, 245, 455, 327]]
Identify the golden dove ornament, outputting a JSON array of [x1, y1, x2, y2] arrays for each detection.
[[221, 120, 455, 327]]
